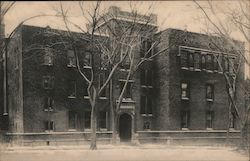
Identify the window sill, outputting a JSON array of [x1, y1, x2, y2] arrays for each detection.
[[44, 109, 53, 112], [141, 85, 153, 88], [100, 128, 108, 131], [120, 68, 130, 72], [229, 128, 236, 131], [67, 64, 76, 68], [45, 130, 54, 133], [84, 128, 91, 132], [194, 69, 201, 72], [118, 79, 135, 82], [181, 128, 189, 131], [68, 129, 77, 132], [121, 98, 135, 103], [181, 67, 189, 70], [99, 97, 108, 100], [68, 96, 76, 99], [206, 128, 213, 130], [181, 97, 189, 101], [3, 113, 8, 116], [207, 70, 213, 73], [42, 63, 53, 66], [84, 96, 90, 99], [206, 98, 213, 102], [141, 114, 153, 117], [140, 58, 153, 61], [83, 66, 92, 69]]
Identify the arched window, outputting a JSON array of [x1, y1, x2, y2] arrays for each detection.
[[223, 57, 229, 72], [180, 50, 188, 69], [213, 55, 218, 71], [194, 52, 200, 70], [201, 54, 206, 70], [206, 54, 213, 71], [188, 52, 194, 68]]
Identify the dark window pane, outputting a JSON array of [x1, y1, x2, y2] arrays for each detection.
[[206, 111, 214, 128], [140, 96, 146, 114], [223, 57, 229, 72], [194, 52, 200, 69], [181, 82, 189, 99], [188, 52, 194, 68], [206, 84, 214, 100], [69, 111, 77, 129], [201, 55, 206, 70], [99, 112, 107, 129], [180, 50, 188, 68], [213, 55, 218, 71], [206, 54, 213, 70], [67, 50, 76, 67], [181, 111, 189, 128], [68, 81, 76, 97], [147, 98, 152, 114], [84, 111, 91, 129]]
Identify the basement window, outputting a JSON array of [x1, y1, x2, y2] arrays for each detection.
[[45, 121, 54, 132]]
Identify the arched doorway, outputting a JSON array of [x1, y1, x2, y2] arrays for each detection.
[[119, 113, 132, 142]]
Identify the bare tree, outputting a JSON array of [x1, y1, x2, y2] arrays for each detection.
[[194, 0, 250, 152], [54, 1, 179, 149]]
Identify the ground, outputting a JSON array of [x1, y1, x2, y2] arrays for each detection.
[[0, 144, 249, 161]]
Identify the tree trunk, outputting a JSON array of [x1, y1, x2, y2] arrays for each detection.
[[90, 103, 97, 150], [111, 112, 117, 144]]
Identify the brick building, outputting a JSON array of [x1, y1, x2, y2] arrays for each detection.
[[0, 6, 246, 146]]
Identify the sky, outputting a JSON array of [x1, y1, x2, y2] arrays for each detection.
[[3, 1, 250, 77], [3, 1, 244, 40]]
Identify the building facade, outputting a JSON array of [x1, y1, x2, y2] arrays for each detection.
[[0, 6, 246, 146]]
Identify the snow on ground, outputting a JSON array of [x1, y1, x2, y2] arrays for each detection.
[[0, 143, 249, 161]]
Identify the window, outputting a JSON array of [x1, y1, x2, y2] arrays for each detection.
[[229, 113, 236, 129], [180, 50, 188, 69], [201, 54, 206, 70], [206, 111, 214, 129], [120, 81, 132, 99], [223, 56, 229, 72], [44, 97, 54, 111], [141, 39, 153, 58], [229, 58, 235, 74], [181, 111, 190, 129], [99, 73, 106, 97], [68, 80, 76, 98], [120, 48, 130, 69], [213, 55, 218, 71], [188, 52, 194, 68], [84, 52, 91, 67], [143, 121, 151, 130], [44, 48, 53, 66], [99, 111, 107, 129], [194, 52, 201, 70], [67, 50, 76, 67], [68, 111, 77, 130], [43, 76, 55, 89], [206, 84, 214, 101], [83, 83, 89, 98], [141, 69, 153, 87], [45, 121, 54, 131], [181, 82, 189, 100], [84, 111, 91, 129], [140, 95, 153, 115], [206, 54, 213, 71]]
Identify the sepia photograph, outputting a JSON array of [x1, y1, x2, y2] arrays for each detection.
[[0, 0, 249, 161]]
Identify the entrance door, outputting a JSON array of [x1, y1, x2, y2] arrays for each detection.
[[119, 113, 132, 142]]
